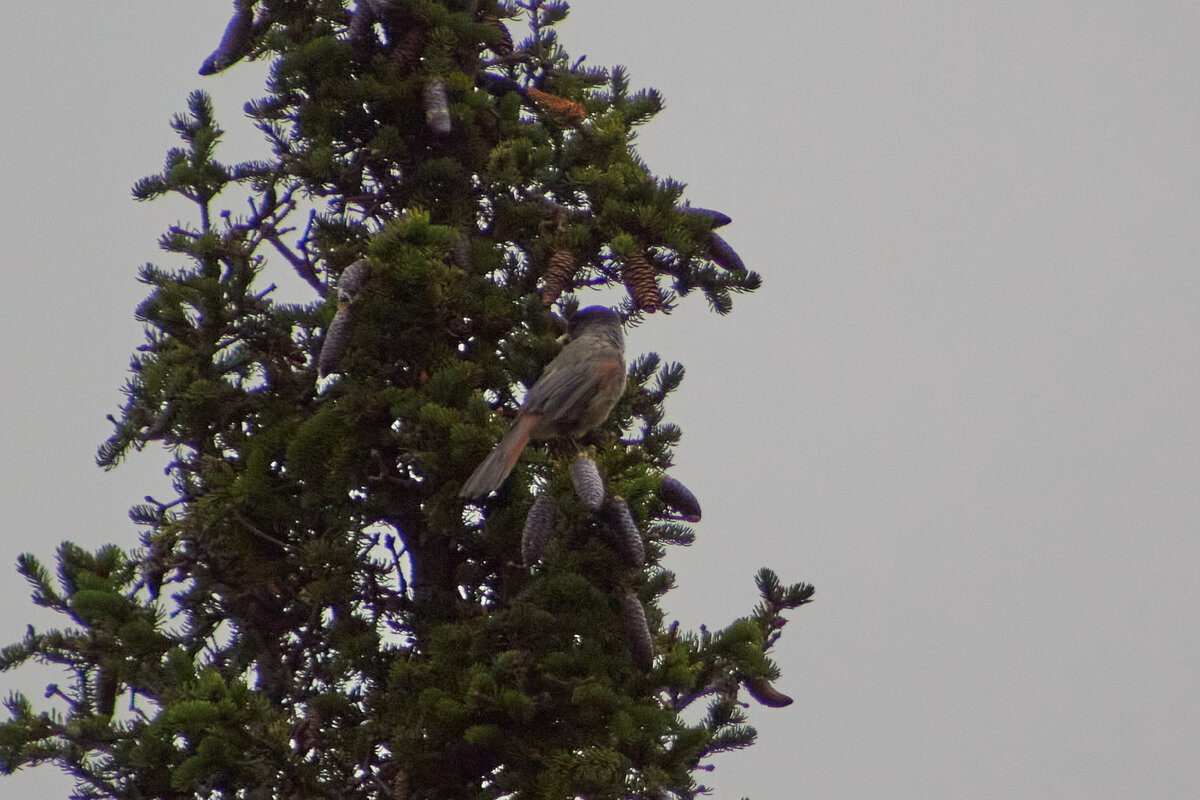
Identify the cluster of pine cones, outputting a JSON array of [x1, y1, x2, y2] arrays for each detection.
[[519, 454, 701, 671], [198, 2, 748, 318]]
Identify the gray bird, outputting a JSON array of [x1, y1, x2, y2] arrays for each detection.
[[460, 307, 626, 498]]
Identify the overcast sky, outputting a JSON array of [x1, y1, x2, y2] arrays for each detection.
[[3, 2, 1199, 798]]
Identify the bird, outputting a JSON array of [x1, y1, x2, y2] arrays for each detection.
[[459, 306, 626, 498]]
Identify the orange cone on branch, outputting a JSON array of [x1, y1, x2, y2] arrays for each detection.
[[621, 251, 663, 312], [526, 87, 586, 126], [542, 249, 577, 305]]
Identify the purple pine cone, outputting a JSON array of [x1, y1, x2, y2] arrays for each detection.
[[569, 455, 605, 511], [601, 497, 644, 566], [708, 232, 746, 272], [318, 305, 353, 377], [660, 475, 701, 523], [424, 79, 451, 135], [521, 493, 557, 567], [677, 205, 732, 228], [199, 0, 256, 75], [620, 589, 655, 671], [336, 258, 370, 303]]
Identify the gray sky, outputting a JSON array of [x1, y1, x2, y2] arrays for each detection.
[[3, 2, 1200, 798]]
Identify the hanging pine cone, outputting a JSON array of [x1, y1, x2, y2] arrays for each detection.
[[392, 27, 427, 71], [289, 708, 322, 754], [95, 666, 117, 717], [745, 676, 794, 708], [621, 251, 663, 313], [477, 71, 522, 97], [336, 258, 370, 303], [660, 475, 701, 522], [708, 231, 746, 272], [600, 497, 644, 567], [480, 13, 513, 57], [347, 0, 377, 45], [676, 205, 732, 228], [569, 454, 605, 511], [451, 231, 471, 270], [424, 78, 451, 135], [521, 493, 557, 567], [542, 249, 577, 305], [526, 87, 587, 126], [620, 589, 655, 671], [199, 0, 256, 75], [318, 305, 353, 377]]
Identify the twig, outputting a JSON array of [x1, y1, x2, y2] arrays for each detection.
[[263, 225, 326, 298]]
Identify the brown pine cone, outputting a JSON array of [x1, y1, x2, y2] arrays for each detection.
[[526, 87, 587, 126], [621, 251, 663, 313], [392, 27, 427, 71], [745, 676, 794, 708], [480, 14, 513, 56], [542, 249, 577, 305]]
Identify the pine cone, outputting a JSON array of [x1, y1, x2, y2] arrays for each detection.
[[347, 0, 377, 44], [708, 232, 746, 272], [660, 475, 701, 522], [392, 27, 427, 71], [745, 676, 793, 708], [319, 305, 353, 377], [620, 589, 655, 671], [542, 249, 577, 305], [424, 78, 451, 135], [477, 71, 522, 97], [621, 251, 663, 313], [336, 258, 370, 303], [526, 87, 587, 126], [199, 0, 256, 75], [391, 766, 411, 800], [521, 493, 557, 567], [289, 708, 322, 753], [600, 497, 644, 567], [452, 232, 471, 270], [677, 205, 732, 228], [569, 454, 605, 511], [481, 13, 513, 56], [95, 666, 117, 717]]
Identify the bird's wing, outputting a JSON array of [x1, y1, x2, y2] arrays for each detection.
[[523, 347, 623, 425]]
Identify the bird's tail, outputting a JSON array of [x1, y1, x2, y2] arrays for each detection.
[[459, 415, 535, 498]]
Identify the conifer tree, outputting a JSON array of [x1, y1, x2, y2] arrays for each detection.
[[0, 2, 813, 798]]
